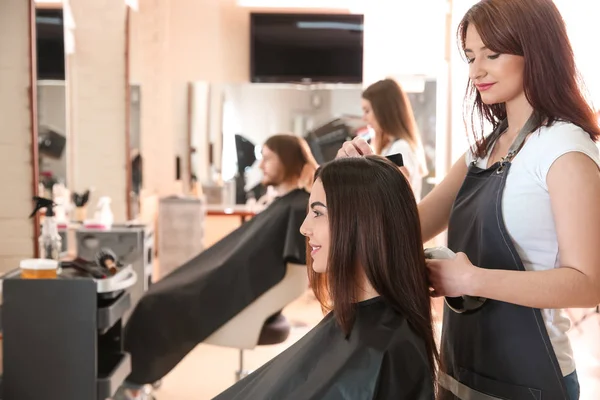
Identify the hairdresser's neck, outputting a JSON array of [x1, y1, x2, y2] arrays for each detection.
[[274, 180, 299, 197], [504, 92, 534, 139]]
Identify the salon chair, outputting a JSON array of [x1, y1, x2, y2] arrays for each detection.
[[204, 262, 309, 381]]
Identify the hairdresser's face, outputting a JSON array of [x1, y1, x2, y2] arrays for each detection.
[[361, 99, 381, 134], [464, 24, 525, 105], [300, 179, 330, 273], [259, 145, 284, 186]]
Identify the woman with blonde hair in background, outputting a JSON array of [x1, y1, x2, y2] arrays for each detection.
[[361, 78, 429, 201]]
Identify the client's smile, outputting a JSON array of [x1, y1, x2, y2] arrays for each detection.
[[309, 243, 321, 256]]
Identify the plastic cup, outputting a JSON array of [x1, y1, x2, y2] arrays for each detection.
[[20, 259, 59, 279]]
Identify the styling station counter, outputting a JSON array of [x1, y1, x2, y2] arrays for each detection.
[[0, 263, 137, 400]]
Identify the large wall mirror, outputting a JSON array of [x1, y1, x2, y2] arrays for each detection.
[[188, 78, 440, 206], [35, 5, 67, 198]]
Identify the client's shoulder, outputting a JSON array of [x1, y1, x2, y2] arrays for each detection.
[[358, 298, 430, 349]]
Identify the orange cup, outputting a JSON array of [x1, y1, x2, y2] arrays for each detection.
[[20, 259, 58, 279]]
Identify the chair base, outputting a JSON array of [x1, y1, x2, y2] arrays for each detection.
[[236, 349, 252, 382], [235, 369, 251, 382]]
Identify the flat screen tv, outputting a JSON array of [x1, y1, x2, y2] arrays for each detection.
[[36, 9, 65, 80], [250, 13, 364, 84]]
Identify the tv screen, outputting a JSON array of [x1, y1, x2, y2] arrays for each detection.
[[36, 9, 65, 80], [250, 13, 364, 84]]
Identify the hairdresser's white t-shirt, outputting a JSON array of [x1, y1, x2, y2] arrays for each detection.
[[466, 121, 600, 376], [382, 139, 425, 202]]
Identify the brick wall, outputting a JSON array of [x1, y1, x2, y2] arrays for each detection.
[[67, 0, 128, 221], [0, 0, 35, 272]]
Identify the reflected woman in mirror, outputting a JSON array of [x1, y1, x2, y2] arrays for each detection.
[[361, 78, 429, 202]]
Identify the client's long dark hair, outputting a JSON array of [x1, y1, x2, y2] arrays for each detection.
[[308, 155, 439, 381]]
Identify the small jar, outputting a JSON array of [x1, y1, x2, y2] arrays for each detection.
[[20, 259, 59, 279]]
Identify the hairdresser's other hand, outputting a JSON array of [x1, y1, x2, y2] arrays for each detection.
[[336, 136, 374, 159], [426, 252, 479, 298]]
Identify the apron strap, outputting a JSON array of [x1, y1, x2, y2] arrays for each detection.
[[482, 112, 541, 164], [438, 372, 504, 400], [503, 112, 541, 163]]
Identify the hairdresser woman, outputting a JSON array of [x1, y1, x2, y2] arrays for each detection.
[[338, 1, 600, 399]]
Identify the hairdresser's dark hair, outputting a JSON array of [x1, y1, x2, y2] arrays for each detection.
[[308, 156, 439, 381], [459, 0, 600, 158]]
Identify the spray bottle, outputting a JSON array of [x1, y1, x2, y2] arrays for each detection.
[[94, 196, 114, 229], [30, 196, 62, 261]]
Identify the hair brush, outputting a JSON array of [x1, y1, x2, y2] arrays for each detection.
[[95, 248, 120, 276]]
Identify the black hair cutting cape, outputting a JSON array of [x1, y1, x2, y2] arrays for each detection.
[[124, 189, 310, 385], [213, 297, 435, 400]]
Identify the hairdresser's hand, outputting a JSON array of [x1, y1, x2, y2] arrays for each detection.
[[426, 252, 479, 298], [336, 136, 374, 159]]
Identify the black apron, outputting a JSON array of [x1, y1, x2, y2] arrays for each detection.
[[439, 114, 569, 399]]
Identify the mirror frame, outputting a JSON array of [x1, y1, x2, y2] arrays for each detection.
[[30, 0, 41, 257]]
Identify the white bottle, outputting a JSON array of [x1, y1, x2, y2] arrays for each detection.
[[94, 196, 114, 229]]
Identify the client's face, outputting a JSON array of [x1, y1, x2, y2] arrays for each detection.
[[259, 145, 285, 186], [300, 179, 330, 273]]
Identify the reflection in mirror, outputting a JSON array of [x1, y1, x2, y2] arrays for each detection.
[[129, 84, 142, 219], [188, 79, 440, 206], [407, 79, 438, 198], [207, 80, 439, 205], [35, 6, 67, 198], [188, 81, 211, 199]]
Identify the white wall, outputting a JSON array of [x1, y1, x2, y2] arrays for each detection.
[[330, 88, 362, 118], [449, 0, 478, 164], [553, 0, 600, 107], [362, 0, 446, 84]]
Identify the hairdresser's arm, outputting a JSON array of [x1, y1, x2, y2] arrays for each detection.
[[418, 154, 468, 243], [428, 152, 600, 308]]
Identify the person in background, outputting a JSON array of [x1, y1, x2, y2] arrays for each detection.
[[338, 0, 600, 398], [361, 78, 429, 201], [114, 134, 317, 400], [256, 134, 319, 208], [213, 156, 437, 400]]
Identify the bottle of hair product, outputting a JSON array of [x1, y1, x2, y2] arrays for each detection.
[[94, 196, 114, 229], [29, 196, 62, 261]]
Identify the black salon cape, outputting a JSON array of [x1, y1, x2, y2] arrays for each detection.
[[124, 189, 310, 384], [213, 297, 435, 400]]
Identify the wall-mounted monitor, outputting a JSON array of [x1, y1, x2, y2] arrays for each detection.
[[36, 9, 65, 80], [250, 13, 364, 84]]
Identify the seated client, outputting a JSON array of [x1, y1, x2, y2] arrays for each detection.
[[115, 134, 317, 400], [213, 155, 439, 400]]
